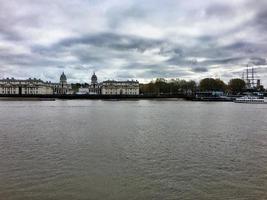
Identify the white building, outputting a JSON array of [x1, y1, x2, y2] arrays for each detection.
[[78, 72, 101, 95], [101, 80, 139, 95], [77, 87, 89, 95], [78, 73, 140, 95], [53, 72, 72, 94], [0, 72, 72, 95], [0, 78, 53, 95], [0, 72, 139, 96]]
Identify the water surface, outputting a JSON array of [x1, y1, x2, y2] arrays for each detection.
[[0, 100, 267, 199]]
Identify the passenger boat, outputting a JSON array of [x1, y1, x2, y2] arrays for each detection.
[[234, 96, 267, 104]]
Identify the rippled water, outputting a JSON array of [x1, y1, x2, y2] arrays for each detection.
[[0, 100, 267, 200]]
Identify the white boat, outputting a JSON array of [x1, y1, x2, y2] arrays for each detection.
[[234, 96, 267, 104]]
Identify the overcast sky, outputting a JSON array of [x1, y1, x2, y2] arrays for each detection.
[[0, 0, 267, 85]]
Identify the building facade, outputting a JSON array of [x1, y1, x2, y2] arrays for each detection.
[[78, 72, 101, 95], [101, 80, 139, 95], [53, 72, 72, 94], [0, 72, 72, 95], [0, 72, 140, 96], [78, 73, 139, 95], [88, 73, 101, 94], [0, 78, 53, 95]]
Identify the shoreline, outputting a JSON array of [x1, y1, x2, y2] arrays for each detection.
[[0, 94, 234, 102]]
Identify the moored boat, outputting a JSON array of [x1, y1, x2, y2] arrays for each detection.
[[234, 96, 267, 104]]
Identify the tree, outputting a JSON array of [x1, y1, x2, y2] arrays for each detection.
[[199, 78, 226, 91], [186, 80, 197, 94], [169, 79, 178, 94], [139, 78, 197, 95], [139, 82, 157, 94], [228, 78, 246, 94], [214, 79, 227, 92], [71, 83, 82, 92], [257, 85, 265, 92], [155, 78, 169, 94]]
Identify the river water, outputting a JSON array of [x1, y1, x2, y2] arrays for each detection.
[[0, 100, 267, 200]]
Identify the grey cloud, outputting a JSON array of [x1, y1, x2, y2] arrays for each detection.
[[117, 72, 136, 79], [166, 54, 189, 66], [223, 42, 256, 53], [0, 0, 267, 86], [249, 57, 266, 65], [250, 1, 267, 31], [191, 67, 208, 73], [56, 33, 163, 52], [0, 27, 23, 41], [107, 5, 147, 29], [139, 69, 191, 79], [0, 2, 41, 41], [200, 57, 245, 65], [73, 65, 93, 71], [205, 3, 235, 17], [56, 66, 65, 69], [159, 47, 184, 57]]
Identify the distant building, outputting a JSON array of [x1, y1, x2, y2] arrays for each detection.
[[78, 72, 101, 95], [0, 72, 72, 95], [88, 73, 101, 94], [101, 80, 139, 95], [0, 78, 53, 95], [78, 73, 139, 95], [76, 87, 88, 94], [53, 72, 72, 94], [0, 72, 140, 96]]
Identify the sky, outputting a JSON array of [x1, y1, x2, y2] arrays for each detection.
[[0, 0, 267, 85]]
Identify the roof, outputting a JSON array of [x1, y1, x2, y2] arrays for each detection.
[[60, 72, 67, 81], [91, 73, 97, 80], [103, 80, 139, 83]]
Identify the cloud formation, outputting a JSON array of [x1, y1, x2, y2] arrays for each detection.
[[0, 0, 267, 85]]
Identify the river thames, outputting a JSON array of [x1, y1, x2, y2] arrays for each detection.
[[0, 100, 267, 200]]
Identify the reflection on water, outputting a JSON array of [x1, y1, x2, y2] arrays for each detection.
[[0, 100, 267, 200]]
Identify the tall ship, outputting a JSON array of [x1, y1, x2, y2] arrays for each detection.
[[234, 65, 266, 104], [242, 65, 262, 90]]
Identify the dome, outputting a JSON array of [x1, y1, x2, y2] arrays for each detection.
[[91, 72, 97, 83], [60, 72, 67, 81]]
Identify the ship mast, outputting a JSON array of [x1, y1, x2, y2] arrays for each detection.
[[252, 66, 255, 88], [246, 64, 250, 89], [243, 64, 259, 89]]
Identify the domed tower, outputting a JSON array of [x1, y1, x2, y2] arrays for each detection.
[[91, 72, 98, 88], [60, 72, 67, 86], [59, 72, 67, 94]]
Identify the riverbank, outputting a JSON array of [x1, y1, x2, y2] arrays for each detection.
[[0, 94, 191, 100], [0, 94, 261, 102], [0, 97, 56, 101], [0, 94, 235, 102]]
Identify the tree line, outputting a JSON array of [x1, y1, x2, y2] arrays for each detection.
[[140, 78, 265, 95]]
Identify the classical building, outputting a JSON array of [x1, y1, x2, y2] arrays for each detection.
[[0, 72, 72, 95], [88, 73, 101, 94], [78, 73, 139, 95], [101, 80, 139, 95], [53, 72, 71, 94], [78, 72, 101, 95], [0, 78, 53, 95], [0, 72, 139, 96]]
